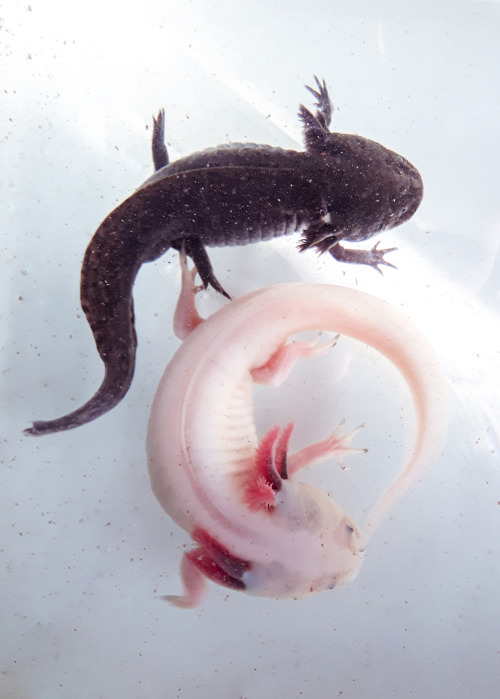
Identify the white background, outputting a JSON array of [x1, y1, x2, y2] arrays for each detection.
[[1, 0, 500, 697]]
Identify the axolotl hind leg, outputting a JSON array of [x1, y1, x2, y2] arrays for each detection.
[[251, 333, 338, 387], [151, 108, 169, 171], [173, 249, 205, 339], [173, 248, 230, 340]]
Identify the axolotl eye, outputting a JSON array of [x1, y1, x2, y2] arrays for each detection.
[[342, 518, 360, 539], [337, 518, 363, 553]]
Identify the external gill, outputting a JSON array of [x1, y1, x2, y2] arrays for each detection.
[[244, 423, 294, 511], [165, 527, 252, 609]]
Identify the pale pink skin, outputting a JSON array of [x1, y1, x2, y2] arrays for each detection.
[[147, 253, 448, 608]]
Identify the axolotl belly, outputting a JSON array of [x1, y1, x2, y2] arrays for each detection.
[[146, 254, 448, 607]]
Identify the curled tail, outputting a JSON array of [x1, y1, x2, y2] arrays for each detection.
[[24, 175, 233, 437], [24, 207, 147, 436]]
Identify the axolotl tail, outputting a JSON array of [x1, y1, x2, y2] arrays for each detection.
[[23, 210, 149, 436]]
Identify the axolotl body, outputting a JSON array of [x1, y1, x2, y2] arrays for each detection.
[[147, 253, 448, 607], [25, 78, 423, 436]]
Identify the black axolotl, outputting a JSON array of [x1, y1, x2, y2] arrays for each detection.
[[25, 77, 423, 436]]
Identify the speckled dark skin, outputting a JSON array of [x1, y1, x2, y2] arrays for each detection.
[[25, 78, 423, 436]]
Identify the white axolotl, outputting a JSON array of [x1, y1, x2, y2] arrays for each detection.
[[147, 253, 448, 608]]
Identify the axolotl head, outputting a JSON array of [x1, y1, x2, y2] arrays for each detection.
[[242, 480, 365, 600], [316, 134, 424, 246], [299, 96, 423, 247]]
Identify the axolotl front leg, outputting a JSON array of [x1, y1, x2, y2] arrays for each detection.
[[167, 253, 366, 608]]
